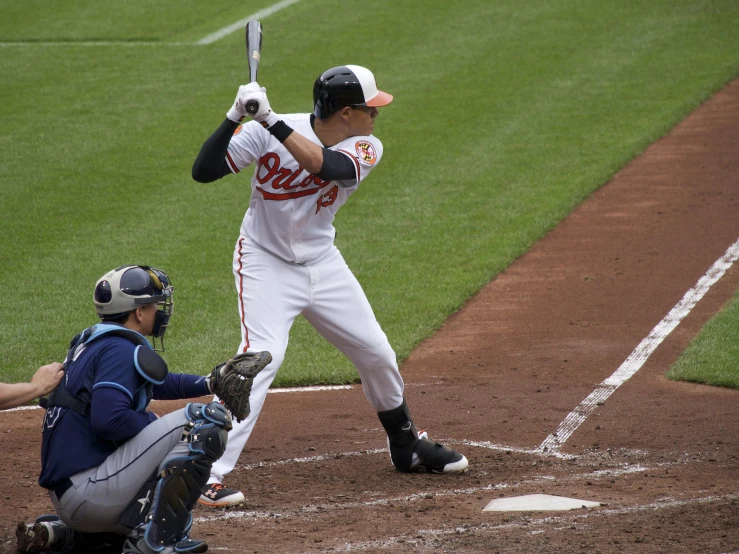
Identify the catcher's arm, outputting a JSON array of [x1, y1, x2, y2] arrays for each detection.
[[207, 351, 272, 423]]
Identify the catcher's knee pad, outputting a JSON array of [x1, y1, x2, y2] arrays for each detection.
[[184, 401, 232, 460], [377, 399, 419, 472]]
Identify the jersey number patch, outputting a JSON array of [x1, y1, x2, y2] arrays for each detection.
[[316, 186, 338, 213]]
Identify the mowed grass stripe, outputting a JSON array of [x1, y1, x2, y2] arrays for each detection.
[[0, 0, 271, 42], [1, 1, 739, 386]]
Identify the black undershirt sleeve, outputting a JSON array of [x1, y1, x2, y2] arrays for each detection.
[[316, 149, 357, 183], [191, 118, 239, 183], [193, 116, 358, 184]]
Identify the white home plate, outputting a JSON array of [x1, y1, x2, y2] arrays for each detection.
[[483, 494, 602, 512]]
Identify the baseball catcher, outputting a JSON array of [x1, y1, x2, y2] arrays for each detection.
[[17, 265, 271, 554]]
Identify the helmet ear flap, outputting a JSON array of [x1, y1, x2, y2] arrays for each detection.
[[314, 86, 331, 119]]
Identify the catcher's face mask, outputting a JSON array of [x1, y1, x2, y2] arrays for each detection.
[[146, 267, 174, 351]]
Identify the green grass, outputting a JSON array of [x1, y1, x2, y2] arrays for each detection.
[[2, 0, 739, 389], [667, 288, 739, 388]]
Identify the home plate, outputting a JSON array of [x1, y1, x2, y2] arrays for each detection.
[[483, 494, 603, 512]]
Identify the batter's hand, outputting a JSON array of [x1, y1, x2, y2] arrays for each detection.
[[226, 83, 278, 126], [31, 362, 64, 396]]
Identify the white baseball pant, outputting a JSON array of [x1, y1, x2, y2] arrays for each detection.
[[209, 234, 404, 482]]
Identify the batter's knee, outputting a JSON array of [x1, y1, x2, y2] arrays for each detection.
[[347, 339, 398, 371]]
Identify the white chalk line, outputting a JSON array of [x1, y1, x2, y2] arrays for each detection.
[[236, 441, 551, 472], [538, 237, 739, 454], [0, 41, 186, 47], [240, 448, 387, 470], [237, 439, 658, 474], [233, 437, 587, 474], [196, 0, 303, 45], [452, 439, 576, 460], [267, 384, 351, 394], [331, 492, 739, 552], [194, 463, 655, 524], [6, 405, 40, 412], [1, 0, 302, 48], [1, 384, 353, 414]]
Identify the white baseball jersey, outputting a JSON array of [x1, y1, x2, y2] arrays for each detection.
[[225, 113, 384, 263]]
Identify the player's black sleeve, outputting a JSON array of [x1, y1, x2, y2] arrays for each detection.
[[316, 149, 357, 184], [192, 119, 240, 183]]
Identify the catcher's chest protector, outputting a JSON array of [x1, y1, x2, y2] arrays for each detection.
[[41, 324, 168, 415]]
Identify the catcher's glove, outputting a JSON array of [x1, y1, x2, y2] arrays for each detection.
[[208, 351, 272, 423]]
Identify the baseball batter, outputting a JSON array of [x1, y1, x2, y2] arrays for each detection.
[[192, 65, 468, 506]]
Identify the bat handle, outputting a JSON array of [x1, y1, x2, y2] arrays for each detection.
[[245, 100, 259, 115]]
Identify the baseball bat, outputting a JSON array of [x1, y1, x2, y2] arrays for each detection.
[[245, 20, 263, 115]]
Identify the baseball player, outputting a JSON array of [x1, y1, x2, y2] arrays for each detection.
[[191, 65, 469, 507], [20, 265, 270, 554], [0, 362, 63, 410]]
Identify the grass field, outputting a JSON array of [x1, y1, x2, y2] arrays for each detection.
[[2, 0, 739, 389], [668, 288, 739, 388]]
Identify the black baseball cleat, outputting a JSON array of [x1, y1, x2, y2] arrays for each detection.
[[198, 482, 245, 507], [408, 431, 469, 473], [16, 515, 75, 553], [392, 430, 468, 473], [378, 400, 469, 473], [122, 526, 208, 554]]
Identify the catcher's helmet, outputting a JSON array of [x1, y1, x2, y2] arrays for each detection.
[[94, 265, 174, 348], [313, 65, 393, 119]]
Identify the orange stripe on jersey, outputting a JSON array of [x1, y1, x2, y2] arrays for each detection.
[[338, 149, 361, 182], [237, 237, 250, 351], [226, 152, 240, 174], [256, 181, 333, 200]]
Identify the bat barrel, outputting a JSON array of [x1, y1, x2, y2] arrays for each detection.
[[246, 20, 262, 83], [245, 20, 262, 116]]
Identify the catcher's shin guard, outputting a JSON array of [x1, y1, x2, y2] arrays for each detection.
[[139, 402, 231, 551]]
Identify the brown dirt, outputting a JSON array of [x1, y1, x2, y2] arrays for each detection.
[[2, 79, 739, 553]]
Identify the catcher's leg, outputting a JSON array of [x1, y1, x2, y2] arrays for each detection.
[[123, 402, 231, 554]]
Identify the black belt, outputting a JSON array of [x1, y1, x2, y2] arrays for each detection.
[[54, 478, 73, 499]]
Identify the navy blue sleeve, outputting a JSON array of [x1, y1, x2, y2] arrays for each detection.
[[92, 339, 142, 399], [90, 387, 156, 442], [153, 373, 210, 400], [90, 339, 155, 441]]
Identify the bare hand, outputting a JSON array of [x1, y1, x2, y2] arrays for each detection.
[[31, 362, 64, 396]]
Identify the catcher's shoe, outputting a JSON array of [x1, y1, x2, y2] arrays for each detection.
[[391, 431, 469, 474], [197, 483, 245, 507], [122, 532, 207, 554], [16, 515, 75, 553]]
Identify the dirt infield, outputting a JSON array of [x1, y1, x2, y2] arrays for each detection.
[[2, 79, 739, 553]]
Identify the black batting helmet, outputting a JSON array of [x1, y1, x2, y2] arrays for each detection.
[[313, 65, 393, 119]]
